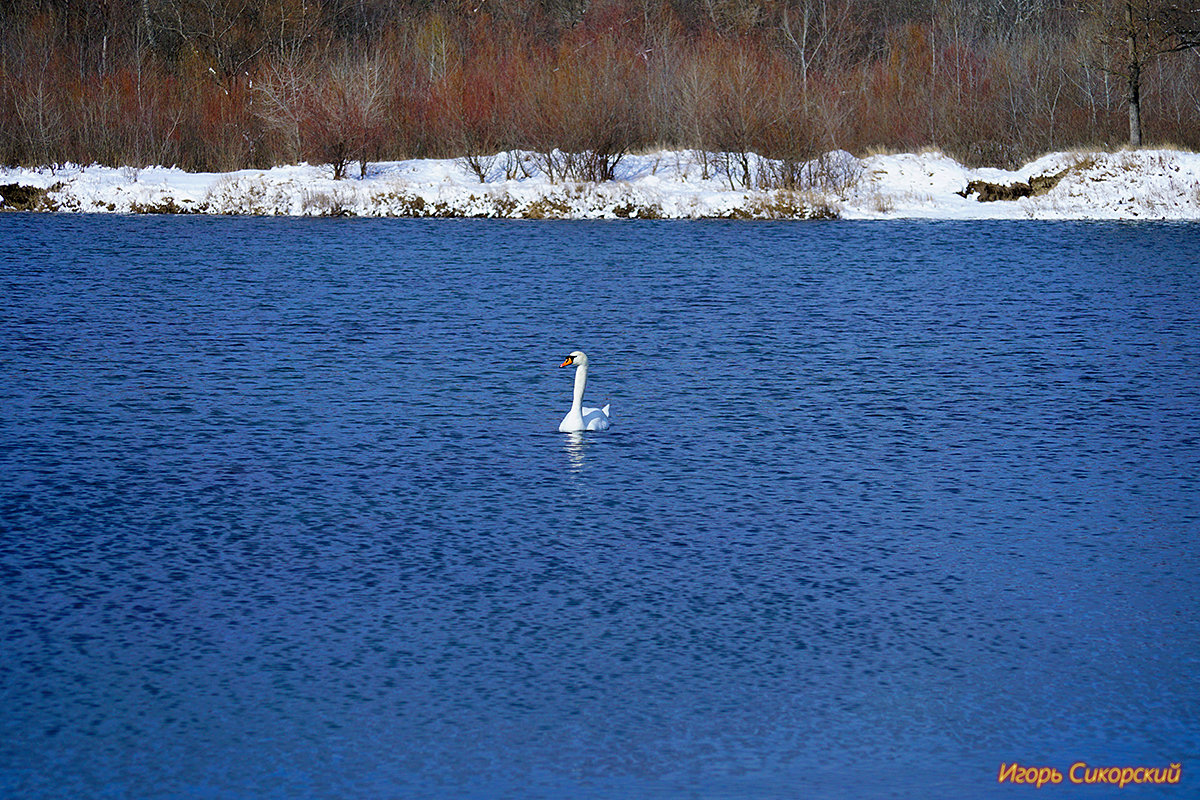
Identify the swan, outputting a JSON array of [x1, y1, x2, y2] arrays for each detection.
[[559, 350, 611, 432]]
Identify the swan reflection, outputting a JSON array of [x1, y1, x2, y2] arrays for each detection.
[[563, 431, 587, 474]]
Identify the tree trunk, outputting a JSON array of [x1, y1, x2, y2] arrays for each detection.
[[1127, 56, 1141, 146], [1126, 1, 1143, 147], [141, 0, 155, 50]]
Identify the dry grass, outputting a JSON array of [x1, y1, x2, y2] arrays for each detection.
[[129, 197, 197, 214], [300, 186, 357, 216], [869, 192, 896, 214], [731, 191, 839, 220], [0, 183, 54, 210]]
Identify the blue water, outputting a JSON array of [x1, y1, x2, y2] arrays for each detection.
[[1, 215, 1198, 799]]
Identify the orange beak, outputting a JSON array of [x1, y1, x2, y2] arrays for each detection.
[[560, 356, 574, 367]]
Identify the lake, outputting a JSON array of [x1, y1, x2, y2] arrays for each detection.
[[1, 215, 1198, 799]]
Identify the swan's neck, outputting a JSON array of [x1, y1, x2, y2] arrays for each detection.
[[572, 363, 588, 412]]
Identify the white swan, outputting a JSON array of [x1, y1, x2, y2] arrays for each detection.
[[559, 351, 611, 432]]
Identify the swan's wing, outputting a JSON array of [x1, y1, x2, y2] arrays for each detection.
[[582, 404, 611, 430], [585, 415, 610, 431]]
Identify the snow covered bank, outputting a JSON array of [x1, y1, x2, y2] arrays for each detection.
[[3, 149, 1199, 220]]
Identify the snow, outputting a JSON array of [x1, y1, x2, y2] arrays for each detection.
[[3, 148, 1199, 220]]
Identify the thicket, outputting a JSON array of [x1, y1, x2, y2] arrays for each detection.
[[2, 1, 1198, 177]]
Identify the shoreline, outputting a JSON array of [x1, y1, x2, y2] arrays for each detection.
[[3, 148, 1199, 220]]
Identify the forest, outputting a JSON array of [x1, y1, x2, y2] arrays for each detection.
[[2, 1, 1199, 179]]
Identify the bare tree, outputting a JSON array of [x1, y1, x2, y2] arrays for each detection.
[[5, 0, 1200, 171], [438, 43, 525, 182], [708, 43, 788, 189], [777, 0, 857, 98], [255, 50, 392, 178], [254, 55, 307, 161], [523, 34, 647, 182], [1079, 0, 1200, 145], [669, 39, 723, 178]]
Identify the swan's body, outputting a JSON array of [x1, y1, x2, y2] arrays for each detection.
[[559, 350, 611, 432]]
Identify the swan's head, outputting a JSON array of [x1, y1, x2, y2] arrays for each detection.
[[560, 350, 588, 368]]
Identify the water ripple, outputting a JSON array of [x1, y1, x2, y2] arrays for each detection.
[[1, 217, 1198, 799]]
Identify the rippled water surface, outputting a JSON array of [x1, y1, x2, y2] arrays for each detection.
[[2, 216, 1199, 799]]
